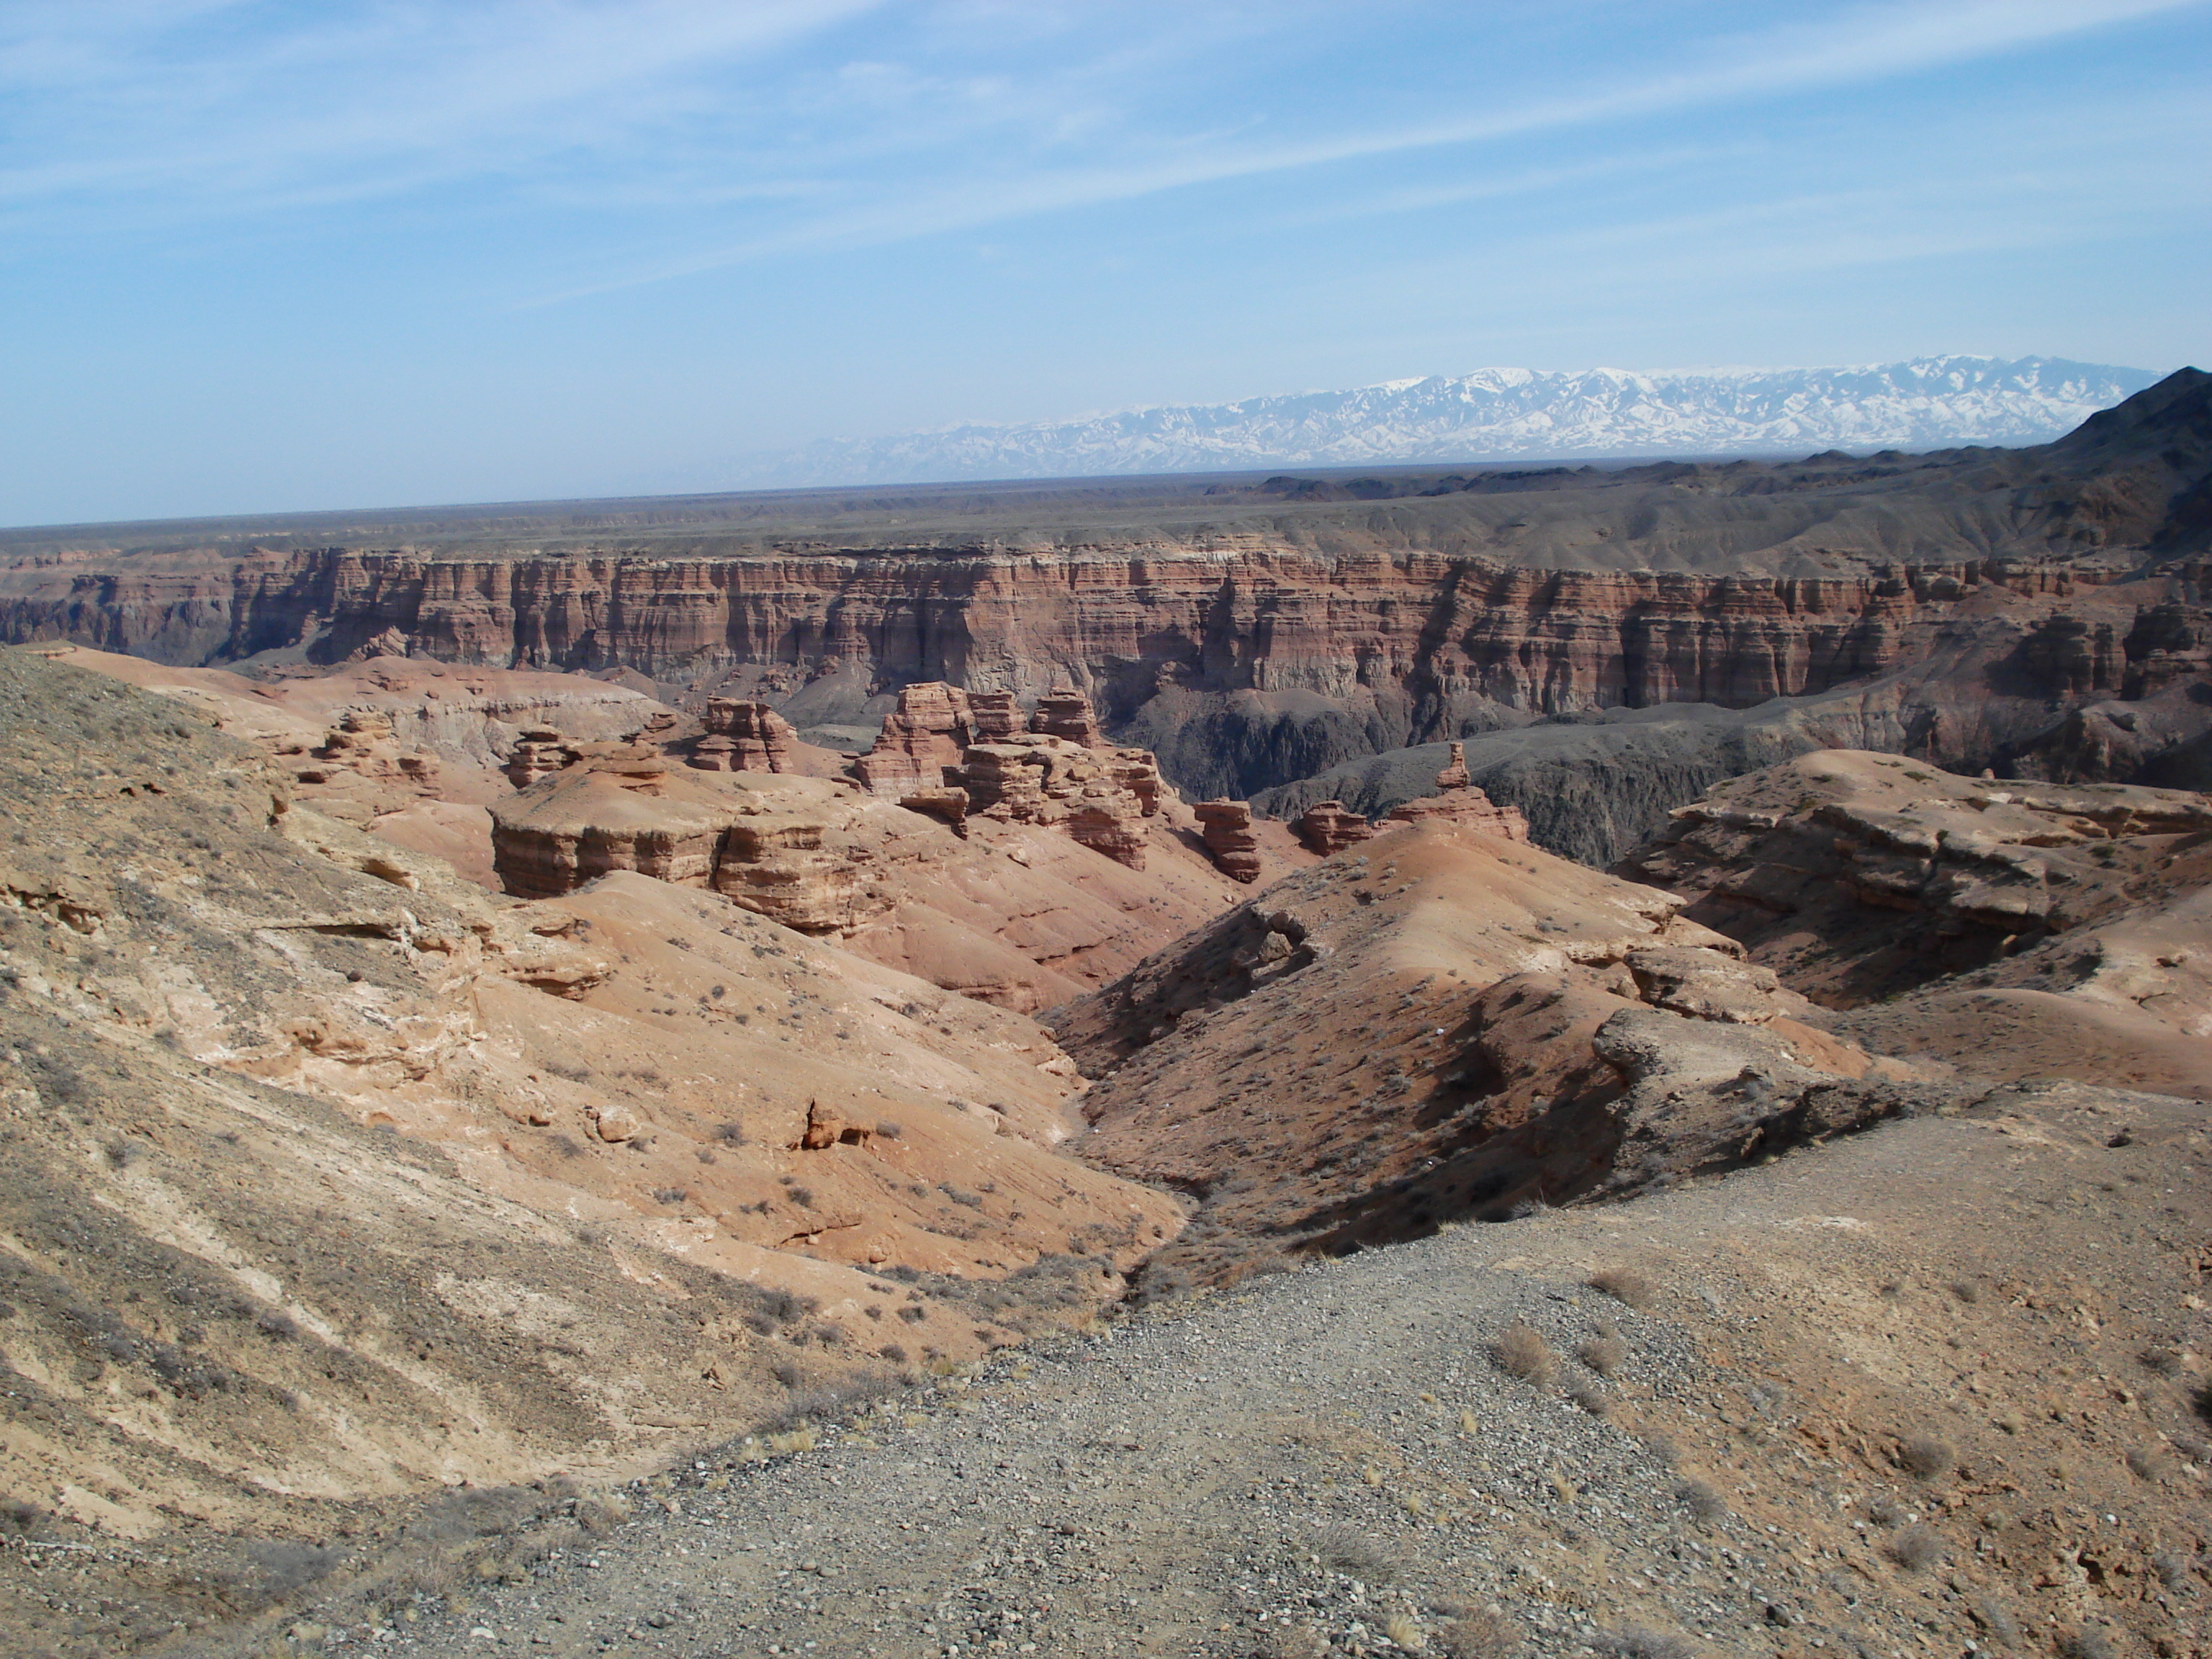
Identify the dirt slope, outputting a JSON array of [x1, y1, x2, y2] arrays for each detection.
[[171, 1078, 2211, 1659], [1050, 819, 1936, 1294], [0, 649, 1184, 1597]]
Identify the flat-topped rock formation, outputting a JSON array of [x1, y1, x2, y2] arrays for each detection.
[[1192, 799, 1262, 883], [1617, 750, 2212, 1098], [1295, 798, 1375, 854]]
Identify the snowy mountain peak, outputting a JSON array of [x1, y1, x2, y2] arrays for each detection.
[[724, 356, 2160, 490]]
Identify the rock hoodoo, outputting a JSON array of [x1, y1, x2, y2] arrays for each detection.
[[503, 727, 577, 788], [1295, 799, 1375, 855], [693, 698, 798, 773], [1029, 686, 1106, 748], [1381, 743, 1532, 840], [854, 682, 974, 796], [1193, 799, 1263, 883]]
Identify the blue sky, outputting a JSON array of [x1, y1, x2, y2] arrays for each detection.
[[3, 0, 2208, 525]]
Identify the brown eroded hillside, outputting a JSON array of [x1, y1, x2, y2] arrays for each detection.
[[1619, 750, 2212, 1100], [0, 648, 1192, 1568]]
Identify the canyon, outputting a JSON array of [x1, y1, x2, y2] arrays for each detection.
[[4, 369, 2207, 836], [0, 374, 2208, 1659]]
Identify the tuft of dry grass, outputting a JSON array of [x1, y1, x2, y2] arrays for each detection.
[[1578, 1336, 1627, 1377], [1886, 1525, 1942, 1570], [1494, 1322, 1560, 1387], [1897, 1434, 1955, 1478], [1596, 1627, 1694, 1659], [1588, 1266, 1656, 1309], [1316, 1523, 1396, 1585], [1383, 1613, 1426, 1650], [1436, 1606, 1521, 1659], [1673, 1479, 1725, 1523]]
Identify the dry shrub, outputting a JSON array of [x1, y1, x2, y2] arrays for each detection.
[[1316, 1523, 1395, 1584], [1437, 1606, 1521, 1659], [1570, 1384, 1613, 1417], [1897, 1434, 1955, 1478], [1588, 1266, 1656, 1309], [1578, 1336, 1627, 1377], [1972, 1598, 2019, 1641], [573, 1494, 631, 1535], [1886, 1525, 1942, 1570], [2124, 1446, 2170, 1482], [1673, 1479, 1725, 1522], [2058, 1628, 2116, 1659], [1597, 1627, 1695, 1659], [1494, 1322, 1559, 1386]]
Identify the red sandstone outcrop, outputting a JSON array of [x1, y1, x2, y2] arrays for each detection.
[[1193, 799, 1263, 883], [504, 726, 577, 787], [1382, 746, 1532, 840], [1297, 800, 1374, 855], [1619, 753, 2212, 1100], [1030, 687, 1106, 748], [855, 681, 973, 796], [491, 757, 736, 898], [1433, 739, 1472, 791], [967, 689, 1022, 741], [695, 698, 798, 772], [959, 734, 1151, 868]]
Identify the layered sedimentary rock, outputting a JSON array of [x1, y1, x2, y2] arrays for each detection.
[[504, 726, 577, 788], [15, 374, 2208, 811], [855, 681, 972, 796], [491, 757, 737, 898], [1193, 799, 1263, 883], [1030, 687, 1106, 747], [1295, 800, 1374, 855], [1620, 750, 2212, 991], [1381, 745, 1532, 840], [696, 698, 798, 772], [959, 735, 1151, 868]]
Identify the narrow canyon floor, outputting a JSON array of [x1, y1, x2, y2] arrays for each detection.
[[147, 1079, 2211, 1659]]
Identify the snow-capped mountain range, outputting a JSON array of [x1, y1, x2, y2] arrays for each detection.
[[725, 356, 2158, 489]]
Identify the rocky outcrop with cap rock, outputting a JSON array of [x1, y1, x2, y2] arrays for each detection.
[[1194, 799, 1263, 883]]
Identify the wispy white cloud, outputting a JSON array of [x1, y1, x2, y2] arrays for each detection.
[[517, 0, 2210, 299], [0, 0, 888, 209]]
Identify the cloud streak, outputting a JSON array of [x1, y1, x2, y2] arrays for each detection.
[[518, 0, 2209, 300]]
